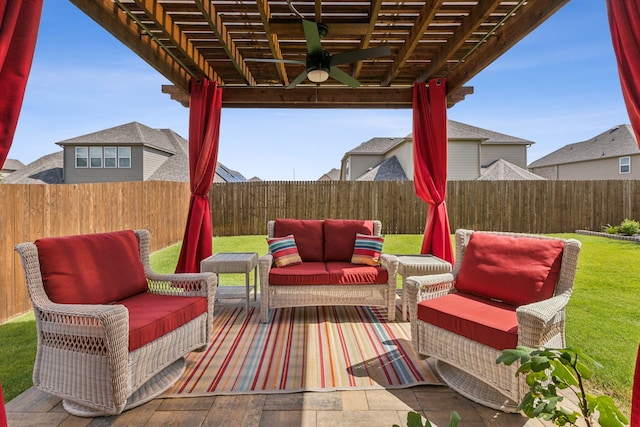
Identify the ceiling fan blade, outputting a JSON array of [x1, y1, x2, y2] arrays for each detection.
[[330, 45, 391, 66], [302, 19, 322, 54], [286, 70, 309, 89], [329, 67, 360, 88], [245, 58, 305, 64]]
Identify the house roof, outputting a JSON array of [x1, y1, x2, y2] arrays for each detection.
[[528, 124, 639, 168], [448, 120, 533, 145], [356, 156, 408, 181], [477, 159, 545, 181], [3, 151, 64, 184], [345, 137, 407, 156], [56, 121, 177, 155], [2, 158, 25, 172], [318, 168, 341, 181]]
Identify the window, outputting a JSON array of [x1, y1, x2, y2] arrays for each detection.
[[104, 147, 117, 168], [118, 147, 131, 168], [620, 156, 631, 174], [90, 147, 103, 168], [75, 147, 88, 168]]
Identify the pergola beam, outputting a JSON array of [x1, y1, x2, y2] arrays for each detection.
[[255, 0, 289, 85], [353, 0, 385, 79]]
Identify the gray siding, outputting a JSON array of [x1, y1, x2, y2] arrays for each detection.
[[480, 145, 527, 168], [349, 155, 385, 180], [554, 155, 640, 180], [448, 141, 480, 180], [386, 141, 413, 179], [142, 147, 171, 180], [63, 146, 143, 183]]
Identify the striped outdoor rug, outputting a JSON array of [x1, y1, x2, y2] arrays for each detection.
[[163, 303, 441, 397]]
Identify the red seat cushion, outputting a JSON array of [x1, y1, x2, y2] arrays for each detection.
[[325, 262, 389, 285], [324, 219, 375, 262], [119, 293, 208, 351], [455, 232, 565, 306], [35, 230, 148, 304], [269, 262, 330, 285], [274, 219, 324, 262], [417, 293, 518, 351]]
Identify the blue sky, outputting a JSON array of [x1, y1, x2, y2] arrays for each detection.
[[9, 0, 630, 180]]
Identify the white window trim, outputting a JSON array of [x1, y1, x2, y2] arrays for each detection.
[[75, 147, 88, 168], [104, 147, 117, 168], [118, 147, 131, 168], [619, 156, 631, 174], [90, 147, 103, 168]]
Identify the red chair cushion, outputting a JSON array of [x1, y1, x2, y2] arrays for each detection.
[[274, 219, 324, 262], [325, 262, 389, 284], [324, 219, 375, 262], [35, 230, 148, 304], [269, 262, 330, 285], [119, 293, 208, 351], [417, 292, 518, 351], [455, 232, 565, 306]]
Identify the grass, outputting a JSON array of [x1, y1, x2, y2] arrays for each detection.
[[1, 233, 638, 415]]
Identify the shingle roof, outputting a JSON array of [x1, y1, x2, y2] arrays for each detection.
[[356, 156, 408, 181], [56, 121, 177, 155], [346, 137, 406, 155], [2, 158, 25, 172], [318, 168, 341, 180], [448, 120, 533, 145], [3, 151, 64, 184], [477, 159, 545, 180], [528, 124, 638, 168]]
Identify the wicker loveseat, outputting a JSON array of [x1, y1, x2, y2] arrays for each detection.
[[14, 229, 216, 417], [259, 219, 398, 323], [407, 229, 581, 412]]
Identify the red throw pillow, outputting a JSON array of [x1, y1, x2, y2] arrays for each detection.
[[324, 219, 375, 262], [274, 219, 324, 262], [267, 235, 303, 267], [455, 232, 565, 306], [35, 230, 148, 304]]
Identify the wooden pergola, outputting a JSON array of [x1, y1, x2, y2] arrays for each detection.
[[69, 0, 569, 109]]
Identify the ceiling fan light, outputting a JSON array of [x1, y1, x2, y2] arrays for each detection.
[[307, 68, 329, 83]]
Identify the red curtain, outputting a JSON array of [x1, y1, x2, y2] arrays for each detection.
[[412, 79, 454, 264], [633, 343, 640, 427], [175, 79, 223, 273], [607, 0, 640, 148], [0, 0, 43, 170]]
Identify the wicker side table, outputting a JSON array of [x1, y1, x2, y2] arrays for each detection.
[[398, 255, 452, 321], [200, 252, 258, 313]]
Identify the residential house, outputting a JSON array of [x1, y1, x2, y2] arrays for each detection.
[[337, 120, 535, 181], [0, 158, 25, 180], [528, 124, 640, 180], [4, 122, 246, 184], [317, 168, 341, 181]]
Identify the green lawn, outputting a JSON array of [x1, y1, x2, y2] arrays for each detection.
[[2, 233, 638, 415]]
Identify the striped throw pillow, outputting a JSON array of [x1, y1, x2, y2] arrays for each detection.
[[351, 233, 384, 266], [267, 235, 303, 267]]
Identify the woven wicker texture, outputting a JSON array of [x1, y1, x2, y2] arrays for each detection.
[[14, 230, 217, 417], [259, 220, 398, 323], [407, 229, 581, 412]]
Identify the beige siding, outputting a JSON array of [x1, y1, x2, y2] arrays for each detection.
[[64, 146, 143, 184], [142, 147, 171, 180], [480, 144, 527, 168], [529, 165, 559, 180], [349, 154, 384, 180], [386, 140, 413, 178], [448, 141, 480, 180], [555, 155, 640, 179]]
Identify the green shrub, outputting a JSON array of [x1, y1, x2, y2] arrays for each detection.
[[602, 224, 619, 234], [618, 218, 640, 236]]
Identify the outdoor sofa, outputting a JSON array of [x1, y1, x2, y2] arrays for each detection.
[[407, 229, 581, 412], [258, 219, 398, 323], [14, 229, 216, 417]]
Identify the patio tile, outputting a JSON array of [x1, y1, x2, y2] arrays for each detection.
[[157, 396, 215, 411], [202, 395, 266, 427], [364, 388, 421, 410], [5, 413, 70, 427], [316, 410, 402, 427], [264, 391, 342, 411], [258, 410, 317, 427], [143, 408, 209, 426], [340, 390, 369, 410]]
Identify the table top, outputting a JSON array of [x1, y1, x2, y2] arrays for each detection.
[[200, 252, 259, 273], [397, 254, 452, 275], [206, 252, 258, 262]]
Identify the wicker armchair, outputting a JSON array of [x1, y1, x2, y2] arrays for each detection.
[[14, 230, 216, 417], [407, 229, 581, 412]]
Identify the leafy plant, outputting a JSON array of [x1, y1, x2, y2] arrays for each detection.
[[497, 346, 628, 427], [602, 224, 619, 234], [393, 411, 460, 427], [618, 218, 640, 236]]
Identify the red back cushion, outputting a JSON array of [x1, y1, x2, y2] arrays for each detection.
[[274, 219, 324, 262], [35, 230, 148, 304], [455, 232, 565, 306], [323, 219, 375, 262]]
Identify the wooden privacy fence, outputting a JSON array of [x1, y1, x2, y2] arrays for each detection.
[[2, 179, 639, 322], [210, 180, 640, 235], [1, 181, 190, 323]]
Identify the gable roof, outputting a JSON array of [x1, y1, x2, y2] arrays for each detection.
[[529, 124, 639, 168], [345, 137, 407, 156], [356, 156, 409, 181], [2, 158, 25, 172], [56, 121, 177, 155], [3, 151, 64, 184], [448, 120, 533, 145], [318, 168, 341, 181], [478, 159, 545, 180]]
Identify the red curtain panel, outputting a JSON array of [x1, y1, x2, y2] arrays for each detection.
[[633, 343, 640, 427], [412, 80, 454, 264], [175, 79, 223, 273], [607, 0, 640, 148], [0, 0, 43, 170]]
